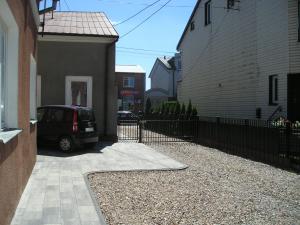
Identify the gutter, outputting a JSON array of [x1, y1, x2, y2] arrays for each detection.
[[104, 38, 118, 137], [29, 0, 40, 28]]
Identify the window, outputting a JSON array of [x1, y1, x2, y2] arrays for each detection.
[[0, 21, 6, 129], [298, 0, 300, 41], [269, 75, 279, 105], [0, 0, 19, 133], [30, 55, 37, 120], [190, 21, 195, 31], [227, 0, 235, 9], [123, 77, 135, 88], [205, 1, 211, 26]]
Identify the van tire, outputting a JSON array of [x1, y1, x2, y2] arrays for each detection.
[[59, 136, 74, 152]]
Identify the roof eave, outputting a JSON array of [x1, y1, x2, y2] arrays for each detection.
[[176, 0, 201, 51], [38, 33, 119, 43]]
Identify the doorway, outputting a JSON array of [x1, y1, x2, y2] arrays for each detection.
[[288, 74, 300, 121], [65, 76, 92, 107]]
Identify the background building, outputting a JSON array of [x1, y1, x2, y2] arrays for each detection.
[[116, 65, 146, 113], [177, 0, 300, 121], [145, 53, 182, 108], [38, 11, 119, 140]]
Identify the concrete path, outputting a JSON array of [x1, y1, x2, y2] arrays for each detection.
[[10, 143, 186, 225]]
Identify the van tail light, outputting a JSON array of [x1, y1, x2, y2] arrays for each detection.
[[73, 111, 78, 133]]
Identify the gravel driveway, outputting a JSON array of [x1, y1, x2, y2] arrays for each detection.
[[88, 143, 300, 225]]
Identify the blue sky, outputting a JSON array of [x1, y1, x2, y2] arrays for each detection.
[[47, 0, 197, 89]]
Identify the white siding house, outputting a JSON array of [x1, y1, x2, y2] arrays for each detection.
[[177, 0, 300, 121], [145, 54, 182, 108]]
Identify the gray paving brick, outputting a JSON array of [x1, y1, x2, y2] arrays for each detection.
[[11, 143, 186, 225]]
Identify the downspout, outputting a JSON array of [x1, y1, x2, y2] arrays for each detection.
[[104, 39, 118, 137]]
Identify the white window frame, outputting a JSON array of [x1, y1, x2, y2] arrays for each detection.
[[65, 76, 93, 107], [30, 54, 37, 120], [123, 77, 135, 88], [0, 0, 19, 132]]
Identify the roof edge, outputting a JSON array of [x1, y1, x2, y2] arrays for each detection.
[[176, 0, 201, 50]]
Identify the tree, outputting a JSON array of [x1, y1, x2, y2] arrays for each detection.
[[181, 103, 186, 115], [175, 102, 181, 116], [186, 99, 192, 118], [192, 107, 198, 117], [145, 98, 152, 115]]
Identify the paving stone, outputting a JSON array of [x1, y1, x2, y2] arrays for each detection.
[[11, 143, 186, 225]]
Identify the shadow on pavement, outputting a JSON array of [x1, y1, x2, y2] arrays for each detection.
[[37, 142, 113, 158]]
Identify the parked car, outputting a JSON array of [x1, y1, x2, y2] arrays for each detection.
[[37, 105, 98, 152], [117, 111, 138, 124]]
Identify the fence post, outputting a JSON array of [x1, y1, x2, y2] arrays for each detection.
[[138, 120, 143, 143], [285, 122, 291, 160]]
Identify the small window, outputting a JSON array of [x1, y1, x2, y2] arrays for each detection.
[[205, 0, 211, 26], [269, 75, 279, 105], [190, 21, 195, 31], [123, 77, 135, 88], [227, 0, 235, 9], [298, 0, 300, 41]]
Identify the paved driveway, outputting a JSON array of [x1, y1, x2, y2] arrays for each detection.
[[10, 143, 186, 225]]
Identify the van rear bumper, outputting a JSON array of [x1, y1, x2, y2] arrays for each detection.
[[74, 136, 99, 145]]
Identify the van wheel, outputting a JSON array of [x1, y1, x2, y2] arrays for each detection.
[[59, 136, 74, 152]]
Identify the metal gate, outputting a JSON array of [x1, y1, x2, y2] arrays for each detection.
[[117, 120, 196, 143], [117, 120, 140, 142]]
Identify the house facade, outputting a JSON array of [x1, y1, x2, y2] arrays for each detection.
[[0, 1, 39, 225], [37, 12, 119, 140], [177, 0, 300, 121], [145, 54, 182, 108], [116, 65, 145, 113]]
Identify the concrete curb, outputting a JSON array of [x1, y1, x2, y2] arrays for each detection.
[[83, 165, 189, 225]]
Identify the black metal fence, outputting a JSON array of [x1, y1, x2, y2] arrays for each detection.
[[117, 117, 300, 172], [117, 120, 140, 141]]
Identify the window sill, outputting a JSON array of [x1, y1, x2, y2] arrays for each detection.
[[0, 129, 22, 144], [30, 120, 38, 125]]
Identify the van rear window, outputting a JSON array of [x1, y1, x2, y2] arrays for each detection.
[[78, 109, 95, 121]]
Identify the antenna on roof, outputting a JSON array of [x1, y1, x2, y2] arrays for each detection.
[[39, 0, 60, 36]]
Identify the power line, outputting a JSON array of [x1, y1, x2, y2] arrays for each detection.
[[62, 0, 71, 11], [117, 46, 176, 54], [115, 0, 162, 26], [98, 0, 192, 7], [120, 0, 173, 39], [184, 13, 229, 75], [117, 50, 172, 57]]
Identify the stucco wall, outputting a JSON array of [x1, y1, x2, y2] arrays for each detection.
[[0, 1, 37, 225], [37, 41, 117, 138]]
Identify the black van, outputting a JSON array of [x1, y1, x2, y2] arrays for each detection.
[[37, 105, 98, 152]]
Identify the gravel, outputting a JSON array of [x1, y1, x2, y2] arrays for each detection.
[[88, 143, 300, 225]]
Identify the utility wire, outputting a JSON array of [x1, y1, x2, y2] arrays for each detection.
[[184, 13, 229, 75], [120, 0, 173, 39], [117, 50, 172, 57], [117, 46, 176, 54], [115, 0, 162, 26], [62, 0, 71, 11]]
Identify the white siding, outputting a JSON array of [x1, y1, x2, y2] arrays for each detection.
[[150, 62, 173, 97], [288, 0, 300, 73], [178, 0, 291, 120]]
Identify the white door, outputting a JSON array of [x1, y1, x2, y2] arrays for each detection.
[[37, 75, 41, 107], [65, 76, 92, 107]]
